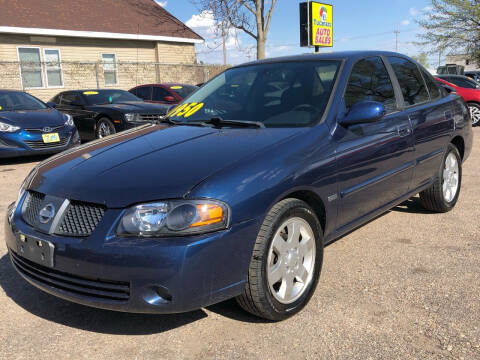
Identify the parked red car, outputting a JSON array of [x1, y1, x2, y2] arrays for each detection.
[[129, 83, 198, 105], [436, 75, 480, 126]]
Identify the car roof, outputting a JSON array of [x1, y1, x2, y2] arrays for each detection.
[[132, 83, 197, 88], [437, 75, 472, 79], [66, 89, 125, 94], [233, 50, 410, 68]]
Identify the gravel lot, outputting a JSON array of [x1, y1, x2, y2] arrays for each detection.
[[0, 128, 478, 360]]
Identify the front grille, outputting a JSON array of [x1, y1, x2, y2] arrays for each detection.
[[24, 125, 64, 133], [138, 113, 164, 122], [22, 191, 106, 237], [11, 251, 130, 302], [25, 136, 69, 149], [56, 200, 106, 237], [22, 191, 45, 227]]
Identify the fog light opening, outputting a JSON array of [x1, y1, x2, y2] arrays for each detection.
[[143, 286, 172, 306]]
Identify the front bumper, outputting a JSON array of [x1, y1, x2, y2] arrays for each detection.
[[5, 202, 259, 313], [0, 128, 81, 158]]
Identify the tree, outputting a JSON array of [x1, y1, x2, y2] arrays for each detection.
[[416, 0, 480, 66], [193, 0, 278, 60], [411, 52, 430, 68]]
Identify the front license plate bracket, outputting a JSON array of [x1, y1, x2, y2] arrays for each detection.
[[15, 233, 54, 267]]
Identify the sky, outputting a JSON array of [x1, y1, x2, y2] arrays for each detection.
[[155, 0, 438, 68]]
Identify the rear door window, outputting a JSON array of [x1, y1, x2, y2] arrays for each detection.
[[152, 86, 171, 101], [421, 69, 441, 99], [61, 93, 82, 105], [344, 56, 397, 113], [387, 56, 429, 106], [134, 86, 151, 100]]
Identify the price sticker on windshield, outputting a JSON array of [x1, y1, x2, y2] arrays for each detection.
[[83, 91, 99, 95], [168, 102, 204, 118]]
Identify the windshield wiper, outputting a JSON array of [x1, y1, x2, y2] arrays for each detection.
[[159, 117, 208, 127], [201, 117, 265, 128]]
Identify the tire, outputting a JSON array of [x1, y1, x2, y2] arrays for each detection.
[[96, 118, 116, 139], [236, 198, 323, 321], [420, 143, 462, 213], [468, 102, 480, 126]]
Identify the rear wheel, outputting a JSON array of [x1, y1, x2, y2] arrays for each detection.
[[468, 102, 480, 126], [420, 144, 462, 212], [96, 118, 116, 139], [236, 198, 323, 321]]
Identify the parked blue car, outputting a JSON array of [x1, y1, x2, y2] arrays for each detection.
[[0, 90, 80, 158], [5, 51, 473, 320]]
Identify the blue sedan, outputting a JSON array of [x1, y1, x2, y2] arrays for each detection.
[[4, 51, 473, 320], [0, 90, 80, 158]]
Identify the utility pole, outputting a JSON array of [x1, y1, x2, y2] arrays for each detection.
[[222, 27, 227, 65], [394, 30, 400, 52]]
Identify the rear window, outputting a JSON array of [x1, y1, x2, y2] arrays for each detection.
[[388, 56, 429, 106]]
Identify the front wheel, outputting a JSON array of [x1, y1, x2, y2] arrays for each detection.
[[468, 103, 480, 126], [96, 118, 116, 139], [236, 198, 323, 321], [420, 144, 462, 212]]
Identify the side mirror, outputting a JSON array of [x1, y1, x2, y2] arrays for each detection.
[[46, 101, 56, 108], [164, 96, 176, 103], [339, 101, 386, 126]]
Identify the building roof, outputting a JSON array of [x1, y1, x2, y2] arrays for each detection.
[[0, 0, 203, 44]]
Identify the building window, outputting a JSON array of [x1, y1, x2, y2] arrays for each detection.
[[18, 47, 43, 88], [44, 49, 63, 87], [102, 53, 118, 85]]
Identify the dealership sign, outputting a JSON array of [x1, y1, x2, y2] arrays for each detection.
[[300, 1, 333, 48]]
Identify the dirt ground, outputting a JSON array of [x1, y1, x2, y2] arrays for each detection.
[[0, 128, 479, 360]]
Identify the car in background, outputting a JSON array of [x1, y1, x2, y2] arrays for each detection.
[[129, 83, 198, 105], [465, 70, 480, 82], [436, 75, 480, 126], [49, 89, 169, 140], [437, 64, 464, 75], [5, 51, 472, 321], [0, 90, 80, 158]]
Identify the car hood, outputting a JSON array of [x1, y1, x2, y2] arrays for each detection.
[[0, 108, 65, 128], [88, 101, 169, 113], [28, 124, 304, 208]]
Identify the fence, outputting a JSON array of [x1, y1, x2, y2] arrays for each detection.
[[0, 61, 230, 101]]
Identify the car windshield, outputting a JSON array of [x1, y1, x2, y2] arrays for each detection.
[[82, 90, 141, 105], [0, 92, 47, 111], [169, 85, 198, 99], [168, 60, 341, 127]]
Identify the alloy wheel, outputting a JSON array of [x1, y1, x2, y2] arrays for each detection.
[[267, 217, 316, 304], [442, 152, 459, 203], [98, 122, 112, 138], [469, 104, 480, 126]]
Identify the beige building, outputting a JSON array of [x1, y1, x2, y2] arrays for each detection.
[[445, 54, 478, 71], [0, 0, 204, 100]]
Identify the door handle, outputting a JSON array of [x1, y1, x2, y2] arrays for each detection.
[[397, 126, 411, 137]]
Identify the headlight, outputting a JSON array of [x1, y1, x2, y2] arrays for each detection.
[[64, 114, 74, 127], [124, 113, 139, 122], [0, 121, 20, 132], [117, 200, 229, 237]]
